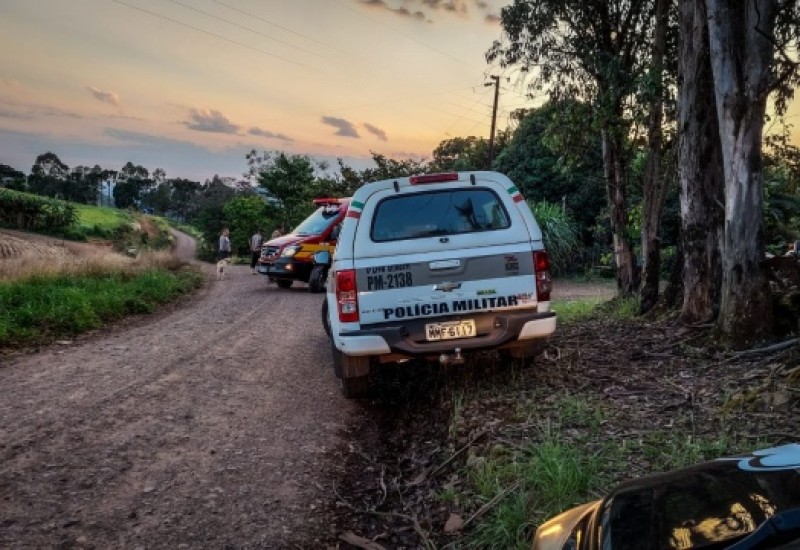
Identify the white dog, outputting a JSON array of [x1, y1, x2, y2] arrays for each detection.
[[216, 258, 230, 280]]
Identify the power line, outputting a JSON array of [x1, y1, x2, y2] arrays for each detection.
[[333, 0, 485, 74], [212, 0, 374, 66], [108, 0, 509, 152], [164, 0, 342, 67], [109, 0, 321, 73]]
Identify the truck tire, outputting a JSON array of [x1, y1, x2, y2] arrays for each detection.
[[321, 299, 331, 338], [499, 340, 544, 364], [276, 279, 293, 289], [339, 375, 370, 399], [330, 340, 371, 399], [308, 265, 327, 293]]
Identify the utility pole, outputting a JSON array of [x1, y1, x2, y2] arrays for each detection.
[[486, 75, 500, 169]]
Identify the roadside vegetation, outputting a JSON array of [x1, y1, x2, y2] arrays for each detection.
[[0, 250, 202, 350], [333, 293, 796, 548], [0, 190, 201, 351]]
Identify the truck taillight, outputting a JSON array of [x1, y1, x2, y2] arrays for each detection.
[[533, 251, 552, 302], [335, 269, 359, 323]]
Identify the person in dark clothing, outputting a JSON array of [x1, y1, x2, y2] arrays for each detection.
[[218, 228, 231, 260], [249, 228, 263, 274]]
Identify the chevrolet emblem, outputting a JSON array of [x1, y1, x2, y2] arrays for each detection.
[[434, 282, 461, 292]]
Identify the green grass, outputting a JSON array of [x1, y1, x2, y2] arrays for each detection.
[[465, 426, 605, 550], [450, 389, 765, 549], [549, 297, 605, 325], [0, 268, 203, 348], [548, 294, 640, 327], [73, 203, 132, 233]]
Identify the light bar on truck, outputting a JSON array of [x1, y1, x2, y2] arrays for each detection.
[[409, 173, 459, 185], [313, 197, 344, 206]]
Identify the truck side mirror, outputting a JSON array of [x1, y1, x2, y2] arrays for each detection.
[[313, 250, 331, 266]]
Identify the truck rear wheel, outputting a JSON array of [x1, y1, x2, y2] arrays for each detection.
[[330, 340, 371, 399], [499, 340, 544, 363], [321, 299, 331, 338], [339, 375, 370, 399]]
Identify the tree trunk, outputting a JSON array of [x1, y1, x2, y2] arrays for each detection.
[[640, 0, 670, 314], [677, 0, 725, 325], [602, 128, 638, 295], [706, 0, 776, 346]]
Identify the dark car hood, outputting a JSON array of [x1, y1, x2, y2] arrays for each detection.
[[534, 443, 800, 550]]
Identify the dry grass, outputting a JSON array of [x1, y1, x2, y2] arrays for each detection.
[[0, 238, 188, 282]]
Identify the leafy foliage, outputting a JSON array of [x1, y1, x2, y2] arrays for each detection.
[[332, 151, 428, 196], [0, 268, 202, 348], [223, 195, 274, 254], [0, 163, 27, 191], [529, 200, 581, 274], [256, 152, 319, 228], [113, 162, 152, 209], [428, 133, 510, 172], [0, 188, 77, 232], [27, 152, 70, 198], [495, 102, 605, 244]]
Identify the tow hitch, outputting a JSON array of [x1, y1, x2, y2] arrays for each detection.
[[439, 348, 464, 366]]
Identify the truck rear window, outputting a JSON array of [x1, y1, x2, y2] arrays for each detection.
[[370, 188, 511, 242]]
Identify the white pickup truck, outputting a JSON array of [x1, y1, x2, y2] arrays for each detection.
[[323, 171, 556, 397]]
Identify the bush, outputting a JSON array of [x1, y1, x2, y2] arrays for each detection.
[[0, 188, 77, 232], [529, 200, 581, 274], [0, 267, 203, 348]]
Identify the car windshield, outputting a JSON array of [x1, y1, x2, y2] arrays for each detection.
[[293, 205, 342, 236], [600, 467, 800, 550], [370, 188, 510, 242]]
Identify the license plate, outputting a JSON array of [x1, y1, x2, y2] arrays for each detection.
[[425, 320, 476, 341], [258, 266, 270, 273]]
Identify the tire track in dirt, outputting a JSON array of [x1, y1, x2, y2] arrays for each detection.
[[0, 231, 358, 548]]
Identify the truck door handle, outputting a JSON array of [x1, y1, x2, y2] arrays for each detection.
[[429, 259, 460, 270]]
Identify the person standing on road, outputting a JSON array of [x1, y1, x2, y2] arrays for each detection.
[[249, 228, 263, 274], [218, 227, 231, 260]]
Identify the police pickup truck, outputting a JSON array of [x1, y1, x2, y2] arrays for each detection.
[[323, 171, 556, 398]]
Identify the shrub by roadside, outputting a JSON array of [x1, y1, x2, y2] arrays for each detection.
[[0, 251, 203, 350]]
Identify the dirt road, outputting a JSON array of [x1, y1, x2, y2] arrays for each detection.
[[0, 231, 356, 548], [0, 230, 618, 548]]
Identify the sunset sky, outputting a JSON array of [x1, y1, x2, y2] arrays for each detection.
[[2, 1, 798, 183], [0, 0, 533, 181]]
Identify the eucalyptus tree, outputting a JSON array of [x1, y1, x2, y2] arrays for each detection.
[[639, 0, 674, 313], [676, 0, 725, 325], [702, 0, 800, 344], [487, 0, 656, 294], [28, 152, 69, 198], [67, 165, 104, 204], [113, 162, 152, 209]]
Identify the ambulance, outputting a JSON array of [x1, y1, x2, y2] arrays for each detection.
[[257, 198, 348, 292]]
